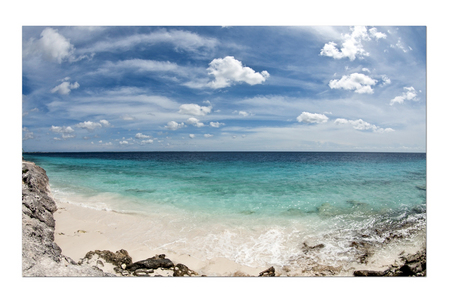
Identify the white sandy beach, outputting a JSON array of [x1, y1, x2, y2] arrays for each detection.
[[53, 200, 265, 276]]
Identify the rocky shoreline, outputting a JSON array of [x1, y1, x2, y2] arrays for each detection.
[[22, 159, 426, 277]]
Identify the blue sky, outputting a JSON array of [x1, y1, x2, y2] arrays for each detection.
[[22, 26, 426, 152]]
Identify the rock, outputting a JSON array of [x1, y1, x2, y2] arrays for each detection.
[[302, 242, 325, 254], [81, 249, 132, 268], [173, 263, 198, 277], [354, 270, 387, 276], [259, 266, 276, 277], [126, 254, 174, 271], [22, 160, 112, 277], [354, 249, 426, 277]]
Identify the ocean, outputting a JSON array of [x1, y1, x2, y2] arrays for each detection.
[[23, 152, 426, 275]]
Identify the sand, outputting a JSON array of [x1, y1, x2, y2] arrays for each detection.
[[53, 200, 263, 276]]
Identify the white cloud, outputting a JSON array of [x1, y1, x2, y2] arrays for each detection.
[[186, 117, 205, 127], [320, 26, 373, 61], [99, 120, 111, 127], [50, 125, 75, 133], [189, 134, 195, 139], [76, 121, 103, 131], [84, 29, 218, 54], [28, 28, 75, 63], [210, 121, 225, 128], [206, 56, 270, 89], [140, 139, 154, 144], [119, 141, 129, 145], [334, 118, 394, 133], [297, 112, 329, 124], [204, 134, 214, 138], [329, 73, 377, 94], [381, 75, 391, 86], [51, 81, 80, 95], [179, 104, 212, 116], [165, 121, 186, 130], [135, 133, 151, 139], [362, 68, 370, 73], [239, 111, 249, 117], [390, 86, 418, 105], [104, 142, 112, 146], [369, 27, 387, 40]]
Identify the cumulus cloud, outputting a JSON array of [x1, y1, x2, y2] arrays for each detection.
[[135, 133, 151, 139], [50, 125, 75, 133], [31, 28, 75, 63], [99, 120, 111, 127], [189, 134, 195, 139], [329, 73, 377, 94], [179, 104, 212, 116], [76, 121, 103, 131], [165, 121, 186, 130], [334, 118, 394, 133], [390, 86, 418, 105], [186, 117, 205, 127], [210, 121, 225, 128], [204, 134, 214, 138], [297, 112, 329, 124], [206, 56, 270, 89], [320, 26, 385, 61], [23, 27, 92, 63], [51, 80, 80, 95], [119, 141, 129, 145]]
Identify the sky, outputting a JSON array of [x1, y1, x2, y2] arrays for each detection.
[[22, 26, 426, 152]]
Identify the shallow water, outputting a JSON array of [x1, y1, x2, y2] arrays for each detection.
[[24, 152, 426, 274]]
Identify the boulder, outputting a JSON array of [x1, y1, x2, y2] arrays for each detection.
[[127, 254, 174, 271]]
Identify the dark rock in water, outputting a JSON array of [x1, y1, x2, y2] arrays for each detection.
[[173, 263, 198, 277], [22, 160, 111, 276], [259, 266, 276, 277], [416, 185, 426, 191], [125, 188, 156, 193], [303, 242, 325, 254], [127, 254, 174, 271]]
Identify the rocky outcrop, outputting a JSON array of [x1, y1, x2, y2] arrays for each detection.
[[354, 249, 426, 277], [80, 252, 200, 277], [22, 160, 111, 276]]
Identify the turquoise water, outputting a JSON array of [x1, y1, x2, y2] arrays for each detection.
[[23, 152, 426, 271]]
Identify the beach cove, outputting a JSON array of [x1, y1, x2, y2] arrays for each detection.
[[23, 152, 427, 276]]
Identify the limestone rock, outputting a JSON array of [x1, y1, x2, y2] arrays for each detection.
[[22, 160, 112, 277]]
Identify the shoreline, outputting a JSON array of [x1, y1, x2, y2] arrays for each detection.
[[24, 158, 426, 277], [53, 200, 265, 276]]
